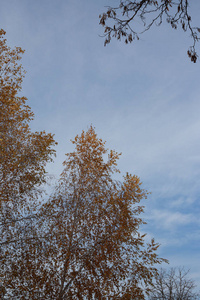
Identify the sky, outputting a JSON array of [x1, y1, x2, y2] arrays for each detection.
[[1, 0, 200, 290]]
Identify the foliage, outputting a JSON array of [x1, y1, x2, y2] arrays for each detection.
[[99, 0, 200, 62], [0, 29, 56, 208], [148, 267, 200, 300], [29, 126, 166, 299], [0, 29, 56, 298]]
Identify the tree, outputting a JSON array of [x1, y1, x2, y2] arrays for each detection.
[[17, 126, 166, 299], [148, 267, 200, 300], [0, 29, 56, 209], [0, 29, 56, 297], [99, 0, 200, 63]]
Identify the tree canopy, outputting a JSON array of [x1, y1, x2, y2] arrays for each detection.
[[0, 29, 57, 298], [99, 0, 200, 62], [30, 126, 167, 299], [0, 29, 56, 208]]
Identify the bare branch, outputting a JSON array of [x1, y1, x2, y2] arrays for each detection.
[[99, 0, 200, 62]]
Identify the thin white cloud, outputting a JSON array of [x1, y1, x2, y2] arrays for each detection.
[[147, 209, 198, 230]]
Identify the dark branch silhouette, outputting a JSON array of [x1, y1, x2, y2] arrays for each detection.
[[148, 267, 200, 299], [99, 0, 200, 62]]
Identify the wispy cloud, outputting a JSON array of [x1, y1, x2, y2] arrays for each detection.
[[146, 209, 198, 230]]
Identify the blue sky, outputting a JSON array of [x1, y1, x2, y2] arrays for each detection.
[[1, 0, 200, 288]]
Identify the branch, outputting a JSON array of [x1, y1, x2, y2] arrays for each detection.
[[99, 0, 200, 62]]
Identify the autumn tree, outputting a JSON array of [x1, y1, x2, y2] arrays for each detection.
[[148, 267, 200, 300], [0, 29, 56, 297], [0, 28, 56, 210], [14, 126, 166, 299], [99, 0, 200, 62]]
